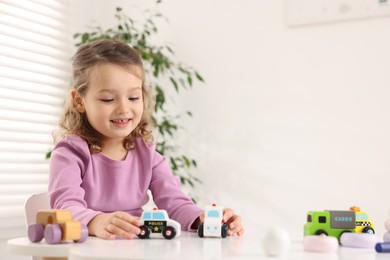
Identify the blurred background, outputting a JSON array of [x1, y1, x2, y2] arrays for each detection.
[[1, 0, 390, 258]]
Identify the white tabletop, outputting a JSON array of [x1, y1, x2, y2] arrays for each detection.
[[7, 231, 387, 260], [7, 237, 74, 258]]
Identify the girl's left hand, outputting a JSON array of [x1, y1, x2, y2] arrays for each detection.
[[221, 208, 244, 236]]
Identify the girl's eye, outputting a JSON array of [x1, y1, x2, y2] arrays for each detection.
[[129, 97, 139, 101], [100, 99, 114, 103]]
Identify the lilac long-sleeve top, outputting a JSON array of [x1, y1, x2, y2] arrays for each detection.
[[48, 135, 203, 231]]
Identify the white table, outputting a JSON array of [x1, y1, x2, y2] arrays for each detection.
[[7, 231, 387, 260], [7, 236, 72, 258]]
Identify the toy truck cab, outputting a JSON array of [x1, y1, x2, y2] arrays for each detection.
[[28, 210, 88, 244], [198, 204, 228, 238], [350, 206, 375, 234], [138, 208, 181, 239]]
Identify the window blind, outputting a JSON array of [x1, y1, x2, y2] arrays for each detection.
[[0, 0, 71, 240]]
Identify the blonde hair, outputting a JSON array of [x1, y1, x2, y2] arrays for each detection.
[[55, 39, 154, 152]]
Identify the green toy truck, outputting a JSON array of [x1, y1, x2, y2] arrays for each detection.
[[304, 206, 375, 241]]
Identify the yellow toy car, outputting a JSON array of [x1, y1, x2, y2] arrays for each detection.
[[350, 206, 375, 234]]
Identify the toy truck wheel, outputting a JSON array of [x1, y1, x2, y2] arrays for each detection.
[[362, 227, 375, 234], [138, 225, 151, 239], [74, 224, 89, 243], [44, 224, 62, 244], [198, 224, 204, 238], [221, 223, 229, 238], [163, 226, 176, 240], [28, 223, 44, 242], [315, 230, 328, 236]]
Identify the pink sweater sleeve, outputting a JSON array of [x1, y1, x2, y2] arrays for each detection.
[[48, 136, 101, 225], [149, 150, 203, 231]]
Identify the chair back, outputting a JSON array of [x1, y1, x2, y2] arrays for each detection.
[[24, 192, 50, 260], [24, 192, 50, 228]]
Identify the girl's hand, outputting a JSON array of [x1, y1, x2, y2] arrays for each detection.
[[222, 208, 244, 236], [199, 207, 244, 236], [88, 211, 141, 240]]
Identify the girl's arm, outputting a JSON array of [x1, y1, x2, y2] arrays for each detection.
[[49, 136, 143, 239], [48, 136, 101, 226], [149, 152, 204, 231]]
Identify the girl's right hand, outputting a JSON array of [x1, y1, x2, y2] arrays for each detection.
[[88, 211, 141, 240]]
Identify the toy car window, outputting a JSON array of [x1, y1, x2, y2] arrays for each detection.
[[318, 216, 326, 223], [152, 212, 165, 220], [207, 210, 219, 218], [307, 215, 312, 222], [143, 212, 151, 219]]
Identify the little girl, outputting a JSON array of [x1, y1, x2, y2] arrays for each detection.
[[48, 39, 244, 239]]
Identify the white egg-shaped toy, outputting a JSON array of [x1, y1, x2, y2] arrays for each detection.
[[262, 226, 291, 257], [383, 232, 390, 242]]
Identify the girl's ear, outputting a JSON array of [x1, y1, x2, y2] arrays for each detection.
[[71, 90, 86, 113]]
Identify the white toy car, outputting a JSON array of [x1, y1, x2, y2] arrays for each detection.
[[138, 208, 181, 239], [198, 204, 229, 238]]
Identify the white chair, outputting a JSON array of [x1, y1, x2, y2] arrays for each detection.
[[24, 192, 52, 260], [25, 192, 50, 228]]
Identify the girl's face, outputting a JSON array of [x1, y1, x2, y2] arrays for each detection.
[[73, 63, 144, 144]]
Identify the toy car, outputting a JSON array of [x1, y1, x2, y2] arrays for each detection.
[[138, 208, 181, 239], [350, 206, 375, 234], [198, 204, 228, 238], [28, 209, 88, 244]]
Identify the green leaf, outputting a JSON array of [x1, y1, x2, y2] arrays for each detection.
[[187, 75, 193, 87], [170, 77, 178, 92], [183, 156, 191, 167], [195, 72, 204, 82], [192, 160, 197, 167], [82, 33, 90, 43]]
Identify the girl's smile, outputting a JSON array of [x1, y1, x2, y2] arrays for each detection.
[[110, 118, 132, 128]]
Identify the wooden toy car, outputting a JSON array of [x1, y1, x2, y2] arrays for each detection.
[[138, 208, 181, 239], [198, 204, 228, 238], [28, 210, 88, 244]]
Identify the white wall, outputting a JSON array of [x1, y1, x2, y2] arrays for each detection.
[[69, 0, 390, 238]]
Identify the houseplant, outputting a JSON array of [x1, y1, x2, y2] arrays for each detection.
[[71, 2, 204, 195]]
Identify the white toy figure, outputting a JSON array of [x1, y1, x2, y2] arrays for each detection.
[[262, 226, 291, 256], [138, 208, 181, 239], [198, 204, 229, 238]]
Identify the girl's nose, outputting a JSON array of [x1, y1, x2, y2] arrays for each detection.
[[116, 99, 129, 114]]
